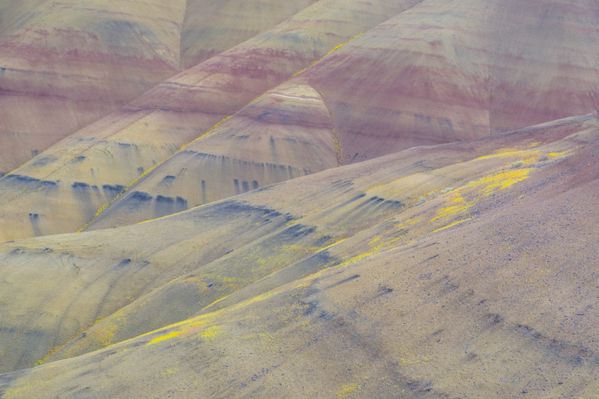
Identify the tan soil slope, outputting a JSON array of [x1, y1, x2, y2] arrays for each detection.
[[0, 0, 46, 37], [0, 114, 596, 398], [0, 0, 418, 242], [301, 0, 599, 162], [4, 0, 598, 239], [181, 0, 320, 68], [88, 0, 599, 230], [0, 0, 187, 172], [0, 0, 317, 174], [85, 0, 599, 230]]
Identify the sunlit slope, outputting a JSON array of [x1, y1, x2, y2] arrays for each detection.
[[0, 0, 419, 242], [0, 0, 46, 37], [90, 81, 343, 229], [7, 142, 598, 399], [0, 0, 317, 174], [299, 0, 599, 163], [1, 0, 598, 239], [87, 0, 599, 229], [0, 113, 595, 380], [181, 0, 320, 68], [0, 0, 187, 173]]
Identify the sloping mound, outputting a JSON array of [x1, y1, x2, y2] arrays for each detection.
[[0, 2, 598, 398], [81, 0, 599, 228], [0, 0, 318, 173], [0, 114, 597, 398], [3, 0, 599, 241], [0, 0, 418, 241]]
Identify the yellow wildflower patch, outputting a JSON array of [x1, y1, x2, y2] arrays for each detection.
[[546, 151, 568, 159], [337, 383, 360, 398], [199, 325, 221, 340], [148, 330, 183, 345], [432, 218, 472, 233], [467, 168, 531, 196], [432, 168, 532, 225]]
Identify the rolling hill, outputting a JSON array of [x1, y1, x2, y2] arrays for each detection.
[[0, 0, 419, 242], [0, 0, 317, 174], [0, 1, 598, 398], [0, 113, 598, 397]]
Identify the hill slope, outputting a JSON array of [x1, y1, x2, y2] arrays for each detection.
[[0, 114, 597, 397], [0, 0, 317, 173], [0, 0, 419, 242], [0, 1, 598, 398], [75, 0, 599, 227], [2, 0, 599, 241]]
